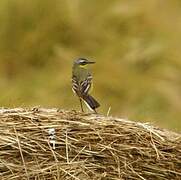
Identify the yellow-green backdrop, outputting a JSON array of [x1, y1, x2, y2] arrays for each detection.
[[0, 0, 181, 131]]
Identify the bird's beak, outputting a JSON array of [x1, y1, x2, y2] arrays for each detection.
[[87, 61, 95, 64]]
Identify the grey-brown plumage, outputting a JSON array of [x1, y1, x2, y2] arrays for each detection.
[[72, 58, 100, 113]]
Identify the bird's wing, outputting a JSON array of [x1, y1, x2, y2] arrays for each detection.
[[80, 74, 92, 95], [72, 75, 79, 94]]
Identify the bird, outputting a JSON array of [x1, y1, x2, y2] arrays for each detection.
[[72, 58, 100, 113]]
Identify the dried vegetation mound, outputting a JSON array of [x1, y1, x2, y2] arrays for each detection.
[[0, 108, 180, 180]]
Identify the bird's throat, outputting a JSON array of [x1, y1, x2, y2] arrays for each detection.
[[79, 64, 88, 68]]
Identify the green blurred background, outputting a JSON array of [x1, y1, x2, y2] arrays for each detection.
[[0, 0, 181, 131]]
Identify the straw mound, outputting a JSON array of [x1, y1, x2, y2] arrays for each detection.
[[0, 108, 180, 180]]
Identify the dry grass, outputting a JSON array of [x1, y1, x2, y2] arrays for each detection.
[[0, 108, 180, 180]]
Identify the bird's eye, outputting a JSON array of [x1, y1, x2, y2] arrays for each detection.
[[79, 61, 86, 65], [82, 62, 86, 65]]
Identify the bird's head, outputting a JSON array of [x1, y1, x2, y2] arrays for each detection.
[[74, 58, 95, 68]]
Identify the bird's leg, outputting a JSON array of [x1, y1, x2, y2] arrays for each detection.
[[79, 98, 84, 112]]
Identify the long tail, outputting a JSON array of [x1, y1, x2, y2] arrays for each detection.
[[82, 94, 100, 111]]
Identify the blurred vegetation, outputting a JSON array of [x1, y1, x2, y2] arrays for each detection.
[[0, 0, 181, 131]]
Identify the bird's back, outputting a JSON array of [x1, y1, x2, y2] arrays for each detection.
[[72, 65, 91, 83]]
